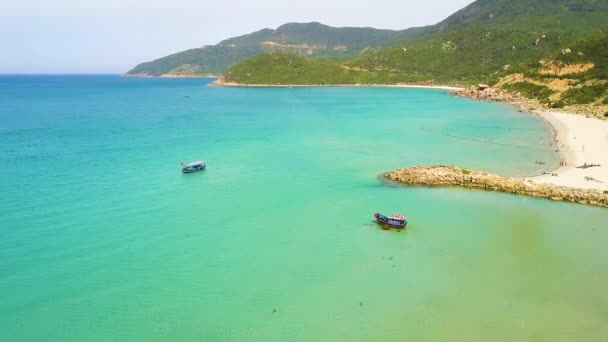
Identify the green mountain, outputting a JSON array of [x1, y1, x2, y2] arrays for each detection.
[[127, 22, 425, 76], [220, 51, 432, 85], [221, 52, 354, 85], [436, 0, 608, 31], [345, 0, 608, 80], [223, 0, 608, 109]]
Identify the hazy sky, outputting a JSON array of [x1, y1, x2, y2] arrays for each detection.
[[0, 0, 473, 74]]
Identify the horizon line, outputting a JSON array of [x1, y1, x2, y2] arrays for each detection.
[[0, 73, 123, 76]]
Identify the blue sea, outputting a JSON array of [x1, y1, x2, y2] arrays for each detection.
[[1, 76, 607, 341]]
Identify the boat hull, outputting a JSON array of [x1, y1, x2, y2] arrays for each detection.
[[375, 218, 407, 229], [182, 165, 206, 173]]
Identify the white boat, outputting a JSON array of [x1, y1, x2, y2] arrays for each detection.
[[181, 161, 206, 173]]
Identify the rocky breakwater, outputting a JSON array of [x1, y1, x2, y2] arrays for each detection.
[[384, 165, 608, 208]]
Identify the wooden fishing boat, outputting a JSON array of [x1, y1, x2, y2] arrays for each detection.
[[374, 212, 407, 229]]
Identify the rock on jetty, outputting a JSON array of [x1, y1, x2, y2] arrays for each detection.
[[384, 165, 608, 208]]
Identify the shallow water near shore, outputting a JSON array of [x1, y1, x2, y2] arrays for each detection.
[[1, 76, 607, 341]]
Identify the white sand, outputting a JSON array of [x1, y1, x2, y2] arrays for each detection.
[[211, 80, 463, 91], [375, 84, 464, 91], [531, 111, 608, 191]]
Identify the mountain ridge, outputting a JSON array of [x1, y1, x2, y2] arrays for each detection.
[[126, 22, 424, 76]]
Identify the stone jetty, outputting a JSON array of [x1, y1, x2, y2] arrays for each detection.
[[384, 165, 608, 208]]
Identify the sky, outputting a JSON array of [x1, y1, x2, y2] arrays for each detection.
[[0, 0, 474, 74]]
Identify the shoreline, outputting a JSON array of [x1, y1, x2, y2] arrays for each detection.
[[123, 74, 219, 79], [210, 79, 464, 91]]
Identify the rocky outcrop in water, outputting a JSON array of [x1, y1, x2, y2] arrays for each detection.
[[450, 86, 542, 112], [384, 165, 608, 208], [451, 85, 517, 102]]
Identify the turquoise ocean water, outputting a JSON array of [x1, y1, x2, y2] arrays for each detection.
[[1, 76, 607, 341]]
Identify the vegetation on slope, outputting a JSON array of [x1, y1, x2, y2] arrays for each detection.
[[346, 28, 571, 83], [552, 32, 608, 80], [493, 31, 608, 107], [221, 52, 451, 85], [345, 0, 608, 84], [436, 0, 608, 31], [502, 82, 555, 104], [558, 84, 608, 105], [222, 52, 354, 85]]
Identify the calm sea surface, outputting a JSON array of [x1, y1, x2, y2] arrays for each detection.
[[1, 76, 607, 341]]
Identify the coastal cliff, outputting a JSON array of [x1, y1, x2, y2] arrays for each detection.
[[384, 165, 608, 208]]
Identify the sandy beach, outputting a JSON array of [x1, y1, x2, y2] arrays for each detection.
[[211, 79, 463, 91], [123, 74, 219, 79], [380, 84, 464, 91], [531, 111, 608, 191]]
